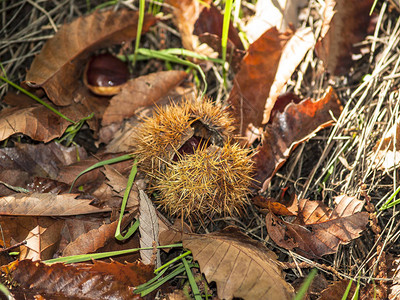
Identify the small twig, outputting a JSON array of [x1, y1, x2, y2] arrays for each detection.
[[0, 240, 27, 253]]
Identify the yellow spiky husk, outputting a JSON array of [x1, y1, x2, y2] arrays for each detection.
[[133, 97, 235, 174], [155, 143, 254, 219], [134, 97, 254, 219]]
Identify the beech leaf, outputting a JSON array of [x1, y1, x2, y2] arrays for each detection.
[[183, 226, 294, 300], [25, 9, 156, 106]]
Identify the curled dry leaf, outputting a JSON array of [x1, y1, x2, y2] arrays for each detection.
[[0, 193, 111, 216], [183, 226, 294, 300], [266, 195, 369, 257], [25, 9, 156, 106], [7, 259, 154, 299], [254, 87, 342, 192], [315, 0, 374, 75], [102, 70, 188, 126], [227, 27, 293, 138]]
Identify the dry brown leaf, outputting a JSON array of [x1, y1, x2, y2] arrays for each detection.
[[263, 27, 314, 124], [389, 256, 400, 299], [193, 3, 243, 50], [0, 142, 87, 179], [319, 280, 356, 300], [62, 219, 117, 257], [139, 190, 161, 266], [25, 9, 156, 106], [0, 193, 111, 216], [315, 0, 374, 75], [254, 87, 342, 192], [183, 226, 294, 300], [266, 195, 369, 257], [165, 0, 212, 53], [102, 70, 188, 126], [0, 216, 64, 261], [62, 213, 135, 256], [372, 121, 400, 171], [56, 152, 132, 189], [7, 259, 154, 299], [245, 0, 308, 41], [0, 105, 71, 142], [227, 27, 292, 139]]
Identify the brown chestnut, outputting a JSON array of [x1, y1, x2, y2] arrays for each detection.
[[84, 53, 129, 96]]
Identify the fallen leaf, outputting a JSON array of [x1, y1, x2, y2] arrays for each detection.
[[165, 0, 211, 53], [25, 9, 156, 106], [319, 280, 356, 300], [372, 121, 400, 171], [245, 0, 308, 42], [61, 212, 136, 258], [56, 152, 132, 189], [139, 190, 161, 267], [7, 259, 154, 299], [183, 226, 294, 300], [102, 70, 188, 126], [198, 33, 246, 73], [254, 87, 342, 192], [227, 27, 293, 138], [0, 216, 64, 261], [264, 27, 315, 124], [0, 193, 111, 216], [315, 0, 374, 75], [252, 195, 295, 216], [266, 195, 369, 257], [389, 256, 400, 299], [193, 3, 243, 50], [0, 142, 87, 180]]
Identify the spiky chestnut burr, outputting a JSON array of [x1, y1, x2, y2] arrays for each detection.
[[133, 97, 235, 175], [155, 143, 254, 219], [134, 97, 254, 219]]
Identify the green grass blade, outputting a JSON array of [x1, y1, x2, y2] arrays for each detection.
[[155, 250, 192, 274], [44, 244, 183, 264], [135, 48, 207, 96], [342, 279, 354, 300], [132, 0, 145, 66], [137, 264, 187, 296], [293, 268, 317, 300], [182, 257, 202, 300], [68, 154, 133, 192], [0, 76, 75, 123], [221, 0, 233, 87], [115, 160, 139, 241]]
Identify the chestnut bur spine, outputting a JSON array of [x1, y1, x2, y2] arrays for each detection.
[[134, 97, 254, 220]]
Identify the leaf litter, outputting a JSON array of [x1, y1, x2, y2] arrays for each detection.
[[0, 0, 398, 299]]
